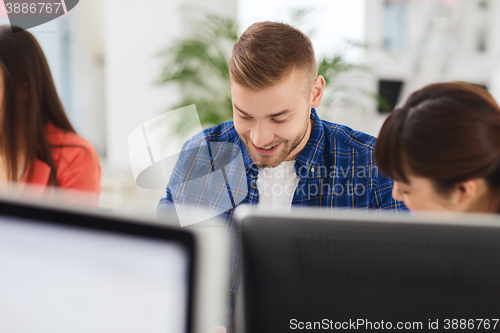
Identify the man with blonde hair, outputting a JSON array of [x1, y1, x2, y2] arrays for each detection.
[[158, 21, 406, 331]]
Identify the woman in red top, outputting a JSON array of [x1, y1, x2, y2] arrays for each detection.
[[0, 25, 101, 205]]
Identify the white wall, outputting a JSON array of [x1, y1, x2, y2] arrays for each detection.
[[104, 0, 237, 171], [105, 0, 180, 170], [365, 0, 500, 103], [68, 0, 106, 156], [238, 0, 365, 62]]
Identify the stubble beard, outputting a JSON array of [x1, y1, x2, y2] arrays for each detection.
[[240, 115, 311, 168]]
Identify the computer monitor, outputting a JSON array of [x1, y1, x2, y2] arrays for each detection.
[[0, 197, 226, 333], [236, 207, 500, 333]]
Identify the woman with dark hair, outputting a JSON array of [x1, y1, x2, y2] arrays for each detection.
[[375, 82, 500, 213], [0, 25, 100, 204]]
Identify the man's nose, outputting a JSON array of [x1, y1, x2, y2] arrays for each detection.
[[249, 125, 274, 148]]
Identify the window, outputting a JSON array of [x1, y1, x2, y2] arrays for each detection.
[[378, 79, 404, 113], [382, 0, 406, 52]]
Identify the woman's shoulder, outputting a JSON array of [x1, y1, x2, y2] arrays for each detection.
[[45, 122, 89, 145], [44, 122, 101, 196], [45, 122, 100, 172], [45, 122, 95, 150]]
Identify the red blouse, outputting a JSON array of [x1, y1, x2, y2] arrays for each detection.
[[20, 122, 101, 206]]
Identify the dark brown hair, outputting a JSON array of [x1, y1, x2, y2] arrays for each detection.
[[229, 21, 317, 92], [375, 82, 500, 201], [0, 25, 76, 185]]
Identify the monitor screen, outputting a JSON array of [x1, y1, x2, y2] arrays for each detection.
[[0, 208, 192, 333]]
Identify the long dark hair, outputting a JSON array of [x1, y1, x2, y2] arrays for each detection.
[[0, 25, 76, 185], [375, 82, 500, 210]]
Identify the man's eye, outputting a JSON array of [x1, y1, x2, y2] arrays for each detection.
[[240, 115, 253, 120], [272, 119, 286, 124]]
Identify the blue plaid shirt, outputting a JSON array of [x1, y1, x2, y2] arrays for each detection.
[[157, 108, 407, 327]]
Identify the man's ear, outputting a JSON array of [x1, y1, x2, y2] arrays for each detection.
[[310, 75, 325, 108]]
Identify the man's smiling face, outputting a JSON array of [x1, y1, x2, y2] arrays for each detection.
[[231, 69, 323, 168]]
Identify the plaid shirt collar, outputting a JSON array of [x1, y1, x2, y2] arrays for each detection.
[[239, 108, 324, 177]]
